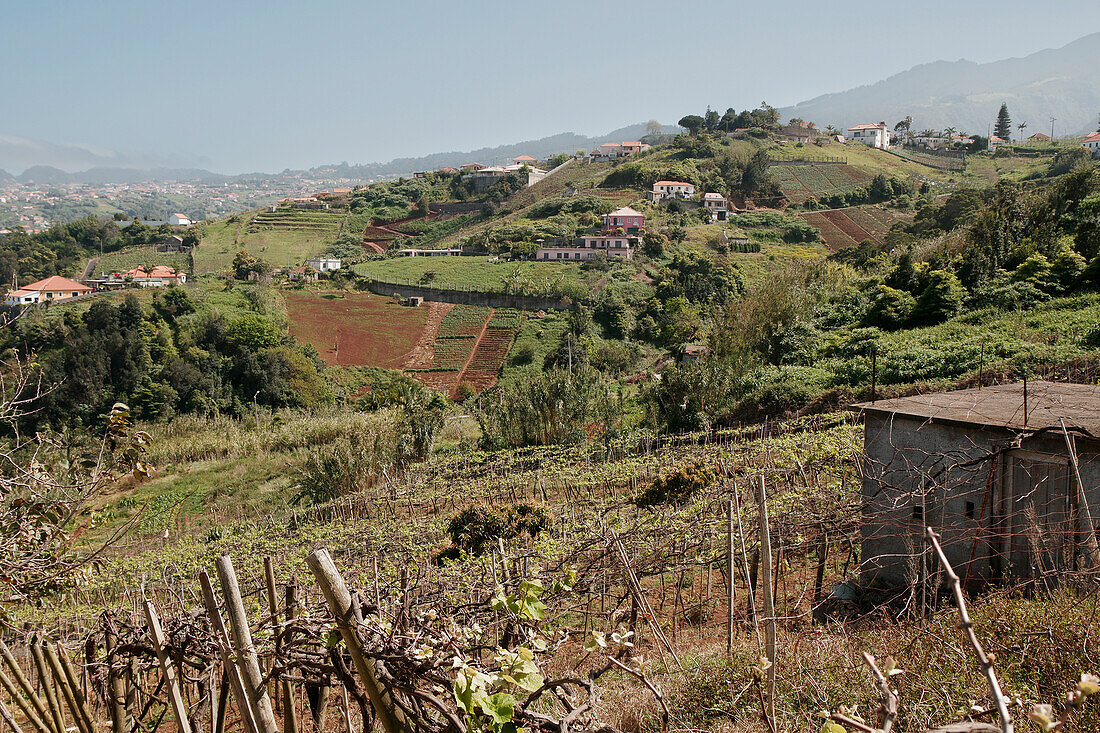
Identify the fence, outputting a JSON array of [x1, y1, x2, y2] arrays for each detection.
[[361, 278, 571, 310], [885, 146, 967, 171], [765, 154, 847, 166]]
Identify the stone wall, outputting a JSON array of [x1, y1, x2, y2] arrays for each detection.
[[362, 279, 569, 311]]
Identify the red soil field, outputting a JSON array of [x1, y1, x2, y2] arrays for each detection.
[[822, 209, 873, 242], [285, 291, 430, 368]]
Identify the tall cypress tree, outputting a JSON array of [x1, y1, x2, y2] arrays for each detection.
[[994, 103, 1013, 140]]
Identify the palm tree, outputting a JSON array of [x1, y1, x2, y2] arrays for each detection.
[[1017, 121, 1028, 142]]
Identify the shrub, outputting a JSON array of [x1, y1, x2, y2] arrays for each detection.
[[292, 437, 391, 505], [442, 504, 549, 556], [634, 459, 714, 508]]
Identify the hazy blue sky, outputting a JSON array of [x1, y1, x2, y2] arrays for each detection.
[[3, 0, 1100, 173]]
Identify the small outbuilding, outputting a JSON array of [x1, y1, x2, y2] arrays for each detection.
[[852, 382, 1100, 589]]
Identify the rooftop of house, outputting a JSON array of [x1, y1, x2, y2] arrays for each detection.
[[851, 382, 1100, 437], [124, 266, 181, 279], [703, 192, 726, 200], [622, 141, 642, 146], [849, 123, 887, 131], [989, 136, 1008, 144], [654, 180, 694, 187], [607, 206, 643, 217], [23, 276, 91, 292], [171, 213, 188, 218], [513, 155, 537, 162], [1082, 132, 1100, 143]]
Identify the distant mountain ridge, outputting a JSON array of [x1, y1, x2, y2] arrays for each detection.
[[3, 123, 677, 185], [780, 32, 1100, 138]]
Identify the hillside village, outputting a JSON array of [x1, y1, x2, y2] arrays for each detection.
[[7, 91, 1100, 733]]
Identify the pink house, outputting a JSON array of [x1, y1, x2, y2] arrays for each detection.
[[602, 206, 645, 232]]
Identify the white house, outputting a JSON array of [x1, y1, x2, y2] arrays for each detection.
[[6, 276, 92, 306], [702, 193, 729, 221], [1082, 132, 1100, 157], [847, 123, 890, 149], [168, 213, 192, 226], [536, 235, 635, 262], [306, 257, 342, 271], [647, 180, 696, 203]]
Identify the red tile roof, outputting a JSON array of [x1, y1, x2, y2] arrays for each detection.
[[848, 123, 887, 131], [513, 155, 537, 162], [654, 180, 694, 187], [24, 276, 91, 292], [1082, 132, 1100, 143]]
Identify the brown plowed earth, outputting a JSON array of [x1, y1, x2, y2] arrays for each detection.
[[403, 302, 455, 369], [822, 210, 873, 242]]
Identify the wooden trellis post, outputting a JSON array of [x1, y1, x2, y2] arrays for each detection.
[[307, 549, 409, 733], [757, 475, 777, 724], [144, 599, 194, 733]]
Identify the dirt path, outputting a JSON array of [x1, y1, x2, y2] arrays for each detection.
[[402, 301, 454, 369], [81, 256, 100, 281], [452, 308, 495, 391]]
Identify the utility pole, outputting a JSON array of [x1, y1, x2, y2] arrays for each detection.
[[1051, 117, 1057, 141]]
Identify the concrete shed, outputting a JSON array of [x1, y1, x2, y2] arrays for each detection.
[[851, 382, 1100, 589]]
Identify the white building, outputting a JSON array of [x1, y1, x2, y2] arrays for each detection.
[[168, 213, 192, 226], [646, 180, 696, 203], [1083, 132, 1100, 157], [306, 257, 342, 271], [702, 193, 728, 220], [847, 123, 891, 149], [536, 235, 634, 262]]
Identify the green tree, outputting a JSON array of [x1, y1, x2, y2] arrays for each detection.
[[863, 285, 915, 330], [646, 119, 662, 137], [994, 103, 1013, 141], [704, 108, 720, 131], [678, 115, 705, 136], [912, 270, 965, 324]]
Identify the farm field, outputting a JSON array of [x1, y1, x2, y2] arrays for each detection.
[[93, 246, 191, 276], [195, 213, 340, 275], [247, 207, 346, 235], [801, 205, 913, 250], [406, 304, 525, 397], [353, 255, 591, 291], [767, 163, 872, 203], [284, 291, 430, 368]]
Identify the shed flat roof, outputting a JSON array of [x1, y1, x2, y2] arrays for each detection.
[[851, 382, 1100, 436]]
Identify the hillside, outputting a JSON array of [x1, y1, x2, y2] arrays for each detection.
[[781, 31, 1100, 137]]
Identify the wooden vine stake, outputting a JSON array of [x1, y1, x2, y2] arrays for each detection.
[[53, 645, 95, 733], [40, 643, 91, 733], [263, 557, 299, 733], [198, 570, 258, 733], [144, 598, 194, 733], [306, 548, 409, 733], [0, 642, 53, 733], [756, 475, 777, 726], [214, 557, 279, 733], [28, 640, 66, 733], [102, 618, 131, 733]]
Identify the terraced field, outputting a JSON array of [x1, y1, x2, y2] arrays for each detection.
[[407, 305, 525, 398], [248, 207, 346, 235], [801, 205, 913, 251], [768, 163, 872, 203]]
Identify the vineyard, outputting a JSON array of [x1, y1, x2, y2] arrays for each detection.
[[767, 164, 872, 203], [14, 410, 1100, 733], [801, 205, 913, 250], [94, 246, 191, 276]]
